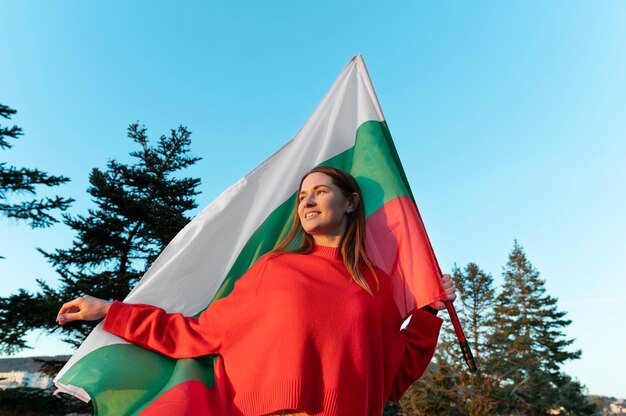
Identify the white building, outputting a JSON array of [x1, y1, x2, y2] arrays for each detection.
[[0, 355, 69, 390], [0, 370, 53, 389], [610, 399, 626, 414]]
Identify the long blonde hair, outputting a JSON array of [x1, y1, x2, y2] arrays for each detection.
[[272, 166, 379, 296]]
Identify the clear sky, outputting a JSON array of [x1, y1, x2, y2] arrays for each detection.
[[1, 0, 625, 399]]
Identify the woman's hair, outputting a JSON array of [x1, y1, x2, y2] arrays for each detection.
[[272, 166, 379, 296]]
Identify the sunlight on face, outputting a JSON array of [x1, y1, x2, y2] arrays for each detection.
[[297, 172, 353, 247]]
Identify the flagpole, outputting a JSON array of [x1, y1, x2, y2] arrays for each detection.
[[445, 301, 477, 372]]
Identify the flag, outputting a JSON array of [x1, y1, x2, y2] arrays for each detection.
[[54, 55, 447, 415]]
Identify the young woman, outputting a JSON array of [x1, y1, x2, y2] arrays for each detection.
[[57, 166, 456, 416]]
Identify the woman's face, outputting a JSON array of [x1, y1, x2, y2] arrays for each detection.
[[297, 172, 355, 247]]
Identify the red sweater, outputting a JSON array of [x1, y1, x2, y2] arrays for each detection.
[[103, 245, 442, 416]]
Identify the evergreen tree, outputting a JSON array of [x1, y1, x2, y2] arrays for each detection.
[[400, 261, 498, 416], [451, 262, 499, 416], [486, 241, 590, 415], [0, 387, 91, 415], [398, 250, 595, 415], [399, 360, 463, 416], [0, 104, 73, 257], [553, 373, 598, 415], [0, 123, 201, 354], [452, 262, 495, 364], [407, 263, 498, 416]]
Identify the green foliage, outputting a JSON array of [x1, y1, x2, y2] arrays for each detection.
[[382, 400, 401, 416], [0, 387, 91, 416], [486, 241, 582, 415], [397, 241, 596, 416], [0, 104, 73, 243], [32, 357, 70, 377], [0, 123, 201, 353], [401, 263, 499, 416], [553, 373, 599, 415], [452, 262, 495, 364], [400, 361, 464, 416]]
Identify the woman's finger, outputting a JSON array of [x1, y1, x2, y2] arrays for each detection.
[[440, 274, 454, 284], [59, 310, 83, 324], [57, 297, 87, 324], [57, 298, 81, 319], [438, 273, 457, 302]]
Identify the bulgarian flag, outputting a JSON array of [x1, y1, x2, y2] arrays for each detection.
[[54, 55, 447, 415]]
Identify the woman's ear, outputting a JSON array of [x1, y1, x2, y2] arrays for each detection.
[[346, 192, 360, 213]]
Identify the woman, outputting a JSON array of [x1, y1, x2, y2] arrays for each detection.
[[57, 166, 456, 416]]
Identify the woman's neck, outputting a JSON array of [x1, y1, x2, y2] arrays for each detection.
[[311, 234, 342, 247]]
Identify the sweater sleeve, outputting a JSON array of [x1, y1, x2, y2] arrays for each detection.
[[388, 309, 443, 402], [102, 255, 269, 359]]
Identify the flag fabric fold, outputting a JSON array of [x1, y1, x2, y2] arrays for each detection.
[[54, 55, 446, 415]]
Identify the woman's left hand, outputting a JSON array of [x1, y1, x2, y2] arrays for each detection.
[[56, 295, 112, 325], [432, 273, 457, 311]]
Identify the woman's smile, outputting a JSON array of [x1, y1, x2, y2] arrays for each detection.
[[304, 210, 321, 219], [297, 172, 354, 246]]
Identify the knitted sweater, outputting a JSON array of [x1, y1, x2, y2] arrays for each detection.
[[103, 245, 442, 416]]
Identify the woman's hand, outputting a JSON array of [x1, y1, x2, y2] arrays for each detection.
[[432, 273, 457, 311], [56, 295, 112, 325]]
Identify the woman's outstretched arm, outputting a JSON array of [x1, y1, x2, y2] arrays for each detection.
[[56, 255, 270, 359], [56, 294, 227, 358], [102, 299, 227, 358]]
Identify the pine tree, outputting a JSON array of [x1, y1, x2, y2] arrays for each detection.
[[398, 249, 595, 415], [554, 373, 598, 415], [399, 359, 464, 416], [0, 387, 91, 415], [0, 123, 201, 354], [451, 262, 499, 416], [486, 241, 590, 415], [452, 262, 495, 364], [399, 262, 498, 416], [0, 104, 73, 257]]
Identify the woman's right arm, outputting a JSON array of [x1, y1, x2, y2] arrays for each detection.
[[102, 299, 228, 358], [56, 255, 270, 359], [56, 294, 228, 359]]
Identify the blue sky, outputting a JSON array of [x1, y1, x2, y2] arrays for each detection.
[[1, 0, 625, 398]]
